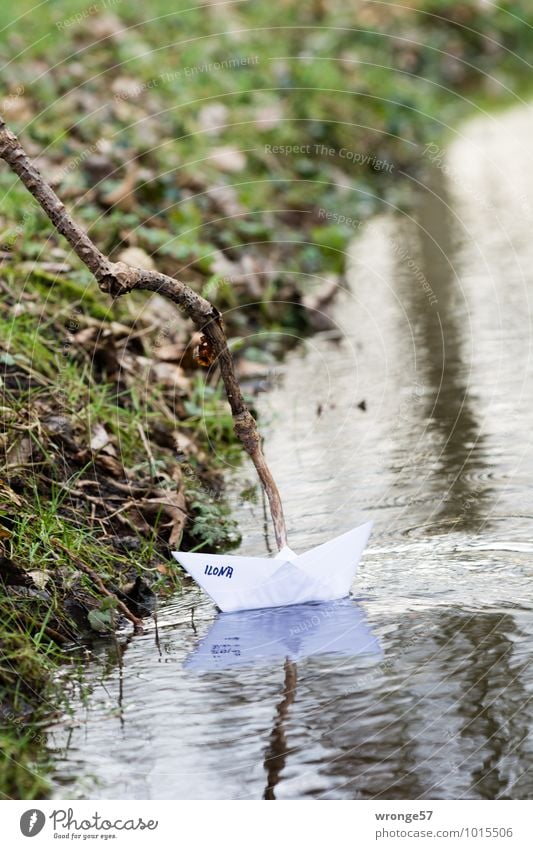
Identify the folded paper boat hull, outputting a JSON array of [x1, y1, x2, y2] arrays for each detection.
[[172, 520, 373, 613]]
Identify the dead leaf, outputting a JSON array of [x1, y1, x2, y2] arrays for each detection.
[[198, 102, 229, 135], [209, 146, 246, 173], [153, 343, 185, 362], [43, 415, 74, 441], [111, 76, 145, 100], [254, 102, 284, 131], [117, 246, 155, 271], [74, 326, 98, 346], [171, 465, 182, 486], [91, 13, 124, 39], [95, 453, 126, 477], [210, 184, 245, 217], [82, 153, 115, 183], [2, 94, 33, 123], [173, 430, 199, 458], [134, 489, 187, 547], [28, 569, 50, 590], [0, 479, 23, 507], [302, 275, 340, 331], [5, 436, 32, 468], [193, 334, 216, 367], [101, 162, 139, 211], [150, 361, 190, 391], [236, 359, 271, 380], [133, 293, 183, 328], [210, 250, 265, 298], [18, 261, 72, 275], [90, 423, 114, 453]]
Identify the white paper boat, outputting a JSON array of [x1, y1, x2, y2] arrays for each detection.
[[172, 521, 373, 613], [184, 599, 381, 671]]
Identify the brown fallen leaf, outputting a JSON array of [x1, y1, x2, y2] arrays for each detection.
[[153, 342, 185, 362], [173, 430, 200, 459], [150, 360, 190, 391], [302, 275, 341, 331], [74, 326, 98, 346], [76, 317, 139, 343], [90, 12, 124, 39], [209, 184, 245, 217], [209, 250, 267, 299], [193, 334, 216, 367], [28, 569, 50, 590], [95, 453, 126, 477], [197, 102, 229, 135], [1, 94, 33, 123], [5, 436, 32, 468], [129, 488, 187, 547], [254, 102, 284, 131], [236, 359, 272, 380], [209, 146, 246, 173], [0, 479, 23, 507], [18, 261, 72, 275], [117, 246, 155, 271], [111, 76, 145, 101], [43, 414, 75, 443], [90, 423, 116, 454], [133, 293, 183, 328], [171, 465, 182, 486], [101, 162, 139, 211]]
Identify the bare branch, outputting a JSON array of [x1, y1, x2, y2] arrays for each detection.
[[52, 539, 145, 634], [0, 117, 287, 549]]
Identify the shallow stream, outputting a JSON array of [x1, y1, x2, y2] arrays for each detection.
[[48, 106, 533, 800]]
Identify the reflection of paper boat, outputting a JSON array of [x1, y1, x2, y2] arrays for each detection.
[[185, 599, 380, 670], [173, 521, 372, 613]]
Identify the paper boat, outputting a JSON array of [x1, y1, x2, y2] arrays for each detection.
[[185, 599, 381, 671], [172, 521, 373, 613]]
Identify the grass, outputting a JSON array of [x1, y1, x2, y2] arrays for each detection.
[[1, 0, 533, 799]]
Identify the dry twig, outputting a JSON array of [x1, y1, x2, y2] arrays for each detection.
[[0, 117, 287, 548], [52, 539, 144, 633]]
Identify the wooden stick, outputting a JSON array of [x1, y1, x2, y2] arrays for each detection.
[[52, 539, 144, 634], [0, 117, 287, 549]]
